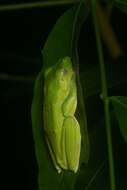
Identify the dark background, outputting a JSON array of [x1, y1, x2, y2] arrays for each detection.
[[0, 1, 127, 190]]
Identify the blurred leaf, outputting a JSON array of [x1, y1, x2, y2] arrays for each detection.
[[31, 2, 90, 190], [110, 96, 127, 143], [102, 0, 127, 14], [114, 0, 127, 14]]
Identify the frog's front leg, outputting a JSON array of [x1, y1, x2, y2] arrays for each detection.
[[62, 78, 77, 116], [61, 116, 81, 173]]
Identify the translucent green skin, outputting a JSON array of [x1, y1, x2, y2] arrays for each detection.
[[43, 57, 81, 173]]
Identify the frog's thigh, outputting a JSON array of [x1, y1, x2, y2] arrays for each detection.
[[61, 116, 81, 173], [45, 136, 62, 173]]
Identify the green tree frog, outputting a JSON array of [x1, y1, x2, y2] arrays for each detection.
[[43, 57, 81, 173]]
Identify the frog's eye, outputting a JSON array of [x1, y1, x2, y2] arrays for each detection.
[[61, 68, 68, 76], [58, 68, 68, 82]]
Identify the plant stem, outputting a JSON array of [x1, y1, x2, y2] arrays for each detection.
[[0, 0, 80, 11], [91, 1, 116, 190]]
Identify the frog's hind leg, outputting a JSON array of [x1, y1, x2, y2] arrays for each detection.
[[45, 136, 62, 173], [61, 116, 81, 173]]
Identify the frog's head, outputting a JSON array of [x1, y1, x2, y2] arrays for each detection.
[[55, 57, 74, 89]]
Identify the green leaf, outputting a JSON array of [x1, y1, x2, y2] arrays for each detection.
[[31, 2, 90, 190], [114, 0, 127, 14], [110, 96, 127, 143]]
